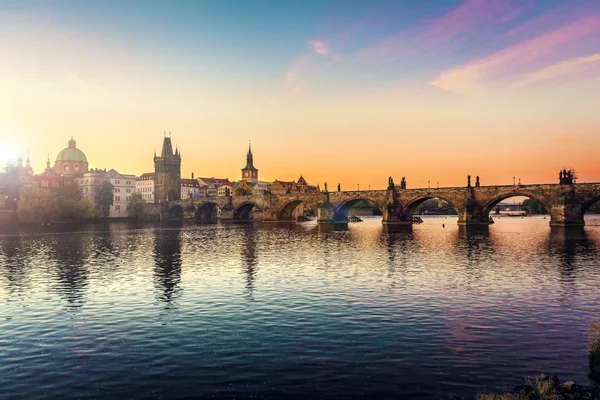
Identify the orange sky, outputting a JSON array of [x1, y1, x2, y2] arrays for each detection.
[[1, 1, 599, 189]]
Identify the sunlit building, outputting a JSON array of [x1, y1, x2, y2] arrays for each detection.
[[78, 168, 136, 218], [136, 172, 155, 203]]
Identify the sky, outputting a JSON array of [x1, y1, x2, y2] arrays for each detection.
[[1, 0, 599, 189]]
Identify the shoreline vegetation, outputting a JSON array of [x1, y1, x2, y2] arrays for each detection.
[[475, 320, 600, 400]]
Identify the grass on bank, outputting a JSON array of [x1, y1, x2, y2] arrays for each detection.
[[475, 376, 561, 400], [588, 319, 600, 361]]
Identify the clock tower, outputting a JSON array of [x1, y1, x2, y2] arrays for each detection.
[[241, 142, 258, 182]]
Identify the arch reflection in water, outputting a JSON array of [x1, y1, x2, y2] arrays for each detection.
[[153, 227, 182, 307]]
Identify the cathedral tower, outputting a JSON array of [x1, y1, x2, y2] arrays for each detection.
[[241, 142, 258, 182], [154, 133, 181, 203]]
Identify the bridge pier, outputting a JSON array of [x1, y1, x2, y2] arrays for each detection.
[[317, 203, 335, 223], [548, 201, 585, 227]]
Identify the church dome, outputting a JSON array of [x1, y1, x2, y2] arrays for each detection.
[[56, 138, 88, 163]]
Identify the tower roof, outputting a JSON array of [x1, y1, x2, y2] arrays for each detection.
[[157, 133, 180, 159], [243, 142, 257, 171]]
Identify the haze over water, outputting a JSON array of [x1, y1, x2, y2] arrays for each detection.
[[1, 216, 599, 399]]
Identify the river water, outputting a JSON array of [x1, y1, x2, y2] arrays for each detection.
[[1, 216, 600, 399]]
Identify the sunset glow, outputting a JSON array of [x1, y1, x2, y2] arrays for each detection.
[[1, 0, 599, 188]]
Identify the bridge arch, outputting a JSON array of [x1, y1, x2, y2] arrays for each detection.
[[333, 198, 384, 222], [583, 194, 600, 214], [195, 201, 219, 222], [234, 202, 263, 221], [402, 195, 461, 219], [481, 192, 550, 217], [278, 199, 305, 221]]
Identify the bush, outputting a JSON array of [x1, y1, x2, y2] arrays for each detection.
[[476, 375, 561, 400]]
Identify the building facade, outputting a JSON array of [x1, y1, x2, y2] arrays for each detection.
[[181, 178, 201, 199], [154, 135, 181, 203], [136, 172, 155, 203], [78, 168, 136, 218], [54, 138, 89, 177]]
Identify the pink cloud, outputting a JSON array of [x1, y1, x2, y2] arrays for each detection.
[[516, 52, 600, 86], [431, 13, 600, 92], [358, 0, 528, 60], [310, 40, 329, 56]]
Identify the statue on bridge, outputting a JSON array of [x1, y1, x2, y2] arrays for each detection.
[[467, 175, 471, 188], [475, 176, 480, 187], [337, 183, 341, 192], [559, 168, 575, 185], [324, 182, 328, 192], [388, 177, 395, 190], [401, 177, 406, 190]]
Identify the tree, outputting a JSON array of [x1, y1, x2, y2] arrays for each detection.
[[96, 181, 114, 218], [55, 196, 95, 220], [1, 162, 20, 210], [522, 198, 547, 214], [17, 187, 57, 223], [126, 193, 147, 220], [54, 179, 82, 201]]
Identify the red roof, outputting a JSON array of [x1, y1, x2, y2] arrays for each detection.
[[198, 177, 230, 186], [180, 178, 200, 187]]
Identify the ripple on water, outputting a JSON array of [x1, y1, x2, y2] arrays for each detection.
[[0, 216, 600, 399]]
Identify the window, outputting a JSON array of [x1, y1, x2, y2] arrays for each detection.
[[126, 196, 130, 202], [126, 188, 131, 193], [75, 164, 79, 172], [115, 205, 120, 211], [126, 180, 131, 185], [115, 196, 120, 201], [115, 180, 120, 184], [64, 164, 69, 172], [115, 188, 120, 193]]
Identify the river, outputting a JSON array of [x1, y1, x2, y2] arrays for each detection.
[[1, 216, 600, 399]]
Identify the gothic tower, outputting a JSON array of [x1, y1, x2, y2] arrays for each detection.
[[241, 142, 258, 182], [154, 133, 181, 203]]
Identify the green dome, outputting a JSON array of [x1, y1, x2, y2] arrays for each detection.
[[56, 138, 88, 163]]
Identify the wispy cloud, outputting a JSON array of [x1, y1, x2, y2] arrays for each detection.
[[430, 12, 600, 93], [516, 52, 600, 87], [357, 0, 529, 61]]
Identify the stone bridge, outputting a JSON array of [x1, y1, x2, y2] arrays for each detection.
[[155, 182, 600, 227]]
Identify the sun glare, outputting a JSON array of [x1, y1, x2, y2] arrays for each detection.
[[0, 147, 18, 167]]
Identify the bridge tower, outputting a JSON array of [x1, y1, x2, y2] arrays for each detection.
[[154, 133, 181, 203], [241, 142, 258, 182]]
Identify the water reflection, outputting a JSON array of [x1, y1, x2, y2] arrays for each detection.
[[241, 227, 258, 300], [48, 231, 89, 309], [0, 235, 31, 300], [153, 227, 182, 307]]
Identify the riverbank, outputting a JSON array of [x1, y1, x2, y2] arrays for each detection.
[[476, 374, 599, 399]]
